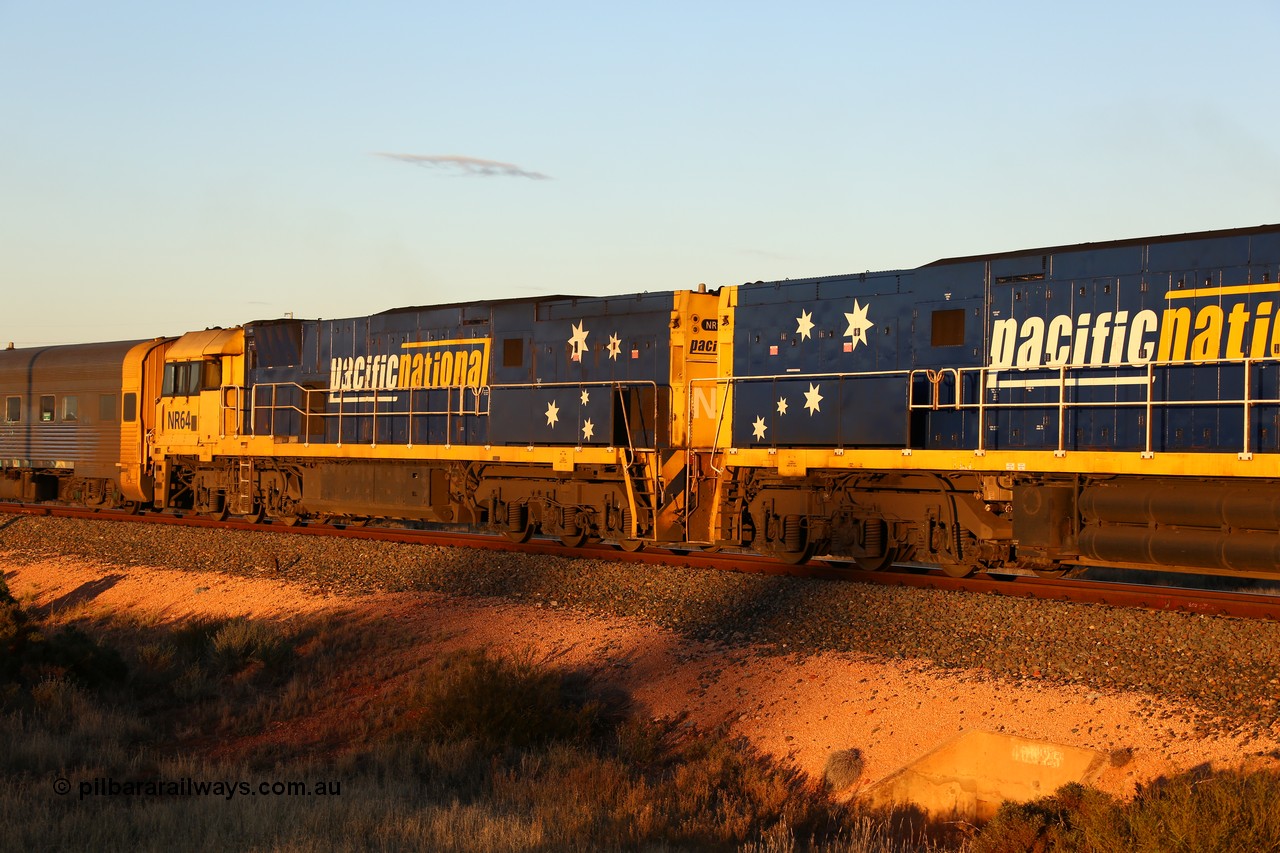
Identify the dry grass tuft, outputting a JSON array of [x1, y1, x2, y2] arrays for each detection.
[[825, 747, 866, 791], [972, 770, 1280, 853]]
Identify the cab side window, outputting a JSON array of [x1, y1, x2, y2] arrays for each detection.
[[202, 359, 222, 391]]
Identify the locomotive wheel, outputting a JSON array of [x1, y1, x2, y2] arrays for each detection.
[[504, 527, 533, 544], [854, 548, 897, 572], [1031, 564, 1074, 579], [277, 514, 301, 527], [939, 561, 975, 578], [617, 539, 646, 552], [774, 545, 814, 566], [559, 530, 588, 548]]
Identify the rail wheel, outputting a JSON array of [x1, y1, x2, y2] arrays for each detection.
[[617, 539, 646, 552], [854, 548, 897, 572], [504, 526, 532, 544], [939, 561, 975, 578], [559, 529, 588, 548], [1032, 566, 1066, 578], [773, 544, 814, 566], [276, 514, 302, 527]]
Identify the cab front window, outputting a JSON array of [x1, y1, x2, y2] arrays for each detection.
[[162, 362, 205, 397]]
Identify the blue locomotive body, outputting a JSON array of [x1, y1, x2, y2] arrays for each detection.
[[240, 292, 675, 450], [730, 225, 1280, 458]]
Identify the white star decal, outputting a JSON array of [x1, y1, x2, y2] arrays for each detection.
[[752, 416, 768, 440], [582, 419, 595, 440], [580, 389, 590, 405], [568, 320, 589, 360], [803, 383, 823, 415], [545, 400, 560, 427], [776, 397, 789, 415], [606, 333, 621, 360], [795, 309, 814, 341], [844, 299, 874, 350]]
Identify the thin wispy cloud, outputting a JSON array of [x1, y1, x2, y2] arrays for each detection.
[[374, 152, 551, 180]]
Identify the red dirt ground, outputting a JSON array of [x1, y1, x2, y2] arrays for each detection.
[[6, 554, 1279, 800]]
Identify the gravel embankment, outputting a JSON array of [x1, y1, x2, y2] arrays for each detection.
[[2, 514, 1279, 734]]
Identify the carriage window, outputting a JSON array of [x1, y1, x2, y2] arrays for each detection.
[[62, 396, 78, 421], [99, 394, 118, 422], [931, 309, 966, 347], [123, 393, 137, 423], [40, 395, 54, 422], [4, 396, 19, 423]]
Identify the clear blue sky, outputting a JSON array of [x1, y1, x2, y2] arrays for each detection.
[[3, 2, 1278, 345]]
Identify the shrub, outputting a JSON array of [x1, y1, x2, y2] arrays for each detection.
[[972, 771, 1280, 853], [209, 618, 292, 675], [404, 649, 602, 750], [0, 577, 126, 694]]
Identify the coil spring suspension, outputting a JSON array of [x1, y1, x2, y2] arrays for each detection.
[[863, 518, 883, 557], [783, 515, 804, 552]]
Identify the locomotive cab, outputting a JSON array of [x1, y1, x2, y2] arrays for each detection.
[[153, 328, 245, 456]]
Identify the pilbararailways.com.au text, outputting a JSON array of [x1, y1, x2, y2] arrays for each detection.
[[56, 776, 341, 801]]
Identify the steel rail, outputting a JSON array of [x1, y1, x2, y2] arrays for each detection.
[[2, 501, 1279, 621]]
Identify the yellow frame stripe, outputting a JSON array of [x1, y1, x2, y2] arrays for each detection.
[[718, 446, 1280, 479]]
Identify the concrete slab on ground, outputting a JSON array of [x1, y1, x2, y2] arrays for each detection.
[[866, 729, 1107, 821]]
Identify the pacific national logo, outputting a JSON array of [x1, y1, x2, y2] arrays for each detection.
[[328, 338, 491, 401], [989, 282, 1280, 387]]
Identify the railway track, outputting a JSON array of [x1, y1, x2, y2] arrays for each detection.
[[3, 501, 1279, 621]]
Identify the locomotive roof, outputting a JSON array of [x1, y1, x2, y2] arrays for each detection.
[[373, 294, 583, 316], [745, 223, 1280, 289], [922, 222, 1280, 268]]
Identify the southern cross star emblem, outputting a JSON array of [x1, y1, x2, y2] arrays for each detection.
[[582, 419, 595, 440], [568, 321, 589, 360], [545, 400, 560, 427], [606, 333, 621, 360], [776, 397, 789, 415], [752, 416, 767, 440], [844, 299, 874, 350], [580, 390, 590, 405], [795, 309, 814, 341], [803, 383, 823, 415]]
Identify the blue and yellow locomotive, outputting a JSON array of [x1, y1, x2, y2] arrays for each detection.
[[5, 223, 1280, 579]]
